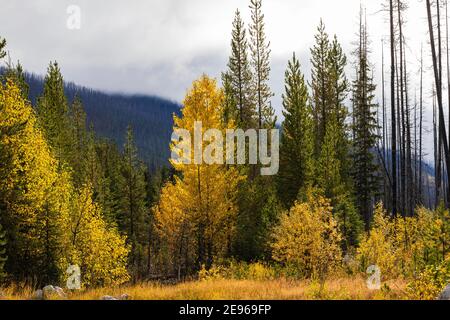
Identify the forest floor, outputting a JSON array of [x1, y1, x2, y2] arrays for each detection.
[[0, 277, 410, 300]]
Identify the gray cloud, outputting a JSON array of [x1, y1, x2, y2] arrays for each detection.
[[0, 0, 436, 161]]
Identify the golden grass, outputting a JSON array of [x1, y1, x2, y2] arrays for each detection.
[[0, 277, 409, 300]]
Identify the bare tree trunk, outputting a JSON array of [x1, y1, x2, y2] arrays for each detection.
[[403, 46, 413, 216], [426, 0, 450, 207], [390, 0, 398, 216], [419, 46, 424, 205]]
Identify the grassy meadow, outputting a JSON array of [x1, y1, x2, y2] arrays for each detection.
[[0, 277, 409, 301]]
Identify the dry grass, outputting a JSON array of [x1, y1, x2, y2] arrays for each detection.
[[0, 277, 409, 300]]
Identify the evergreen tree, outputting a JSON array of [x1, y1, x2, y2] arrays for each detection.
[[0, 37, 6, 60], [328, 36, 349, 126], [118, 126, 149, 279], [248, 0, 275, 128], [277, 53, 314, 208], [36, 61, 73, 164], [225, 9, 256, 128], [2, 61, 29, 99], [310, 20, 332, 154], [69, 95, 88, 186], [221, 72, 238, 125], [84, 125, 103, 195], [351, 14, 380, 229], [328, 36, 351, 181], [317, 115, 363, 248], [235, 177, 280, 260], [95, 139, 124, 225]]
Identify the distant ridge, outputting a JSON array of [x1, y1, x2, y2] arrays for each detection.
[[1, 68, 181, 170]]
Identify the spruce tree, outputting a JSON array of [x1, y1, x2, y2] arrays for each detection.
[[0, 37, 6, 60], [328, 36, 351, 181], [37, 61, 73, 164], [310, 20, 332, 154], [118, 126, 148, 279], [248, 0, 275, 128], [351, 14, 380, 229], [310, 21, 362, 247], [317, 115, 363, 248], [226, 9, 256, 128], [2, 61, 29, 99], [221, 72, 238, 125], [69, 95, 88, 186], [277, 53, 314, 208]]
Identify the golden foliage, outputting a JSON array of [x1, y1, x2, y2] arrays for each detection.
[[271, 190, 343, 280], [0, 80, 129, 287], [62, 185, 130, 287], [154, 75, 244, 274], [357, 203, 450, 280]]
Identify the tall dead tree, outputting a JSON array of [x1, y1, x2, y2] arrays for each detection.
[[419, 47, 424, 205], [390, 0, 398, 216], [426, 0, 450, 208]]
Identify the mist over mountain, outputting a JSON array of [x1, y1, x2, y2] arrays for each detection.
[[2, 68, 181, 170]]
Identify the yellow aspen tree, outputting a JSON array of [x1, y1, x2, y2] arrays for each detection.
[[0, 79, 71, 283], [154, 75, 244, 277], [1, 80, 129, 287], [65, 184, 130, 287]]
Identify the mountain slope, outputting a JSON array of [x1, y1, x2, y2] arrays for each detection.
[[6, 69, 181, 170]]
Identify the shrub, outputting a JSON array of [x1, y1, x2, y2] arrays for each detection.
[[271, 191, 343, 280], [357, 203, 450, 280], [407, 258, 450, 300], [198, 261, 275, 281]]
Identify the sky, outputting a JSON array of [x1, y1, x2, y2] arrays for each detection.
[[0, 0, 437, 161]]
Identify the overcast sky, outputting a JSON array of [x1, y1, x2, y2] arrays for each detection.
[[0, 0, 437, 161]]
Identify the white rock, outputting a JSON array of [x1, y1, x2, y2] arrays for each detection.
[[54, 286, 67, 298], [438, 284, 450, 300], [33, 289, 44, 300], [118, 293, 129, 300], [101, 295, 118, 300]]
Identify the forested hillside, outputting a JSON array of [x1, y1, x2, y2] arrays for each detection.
[[1, 0, 450, 302], [0, 67, 180, 170]]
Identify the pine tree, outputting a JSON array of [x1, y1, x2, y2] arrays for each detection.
[[36, 61, 73, 164], [248, 0, 275, 129], [118, 126, 149, 279], [310, 20, 361, 247], [328, 36, 351, 181], [154, 75, 244, 276], [317, 114, 363, 247], [95, 139, 124, 225], [69, 95, 88, 186], [225, 9, 256, 128], [221, 72, 238, 125], [351, 12, 381, 229], [2, 61, 29, 99], [0, 37, 6, 60], [310, 20, 332, 155], [277, 53, 314, 208]]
